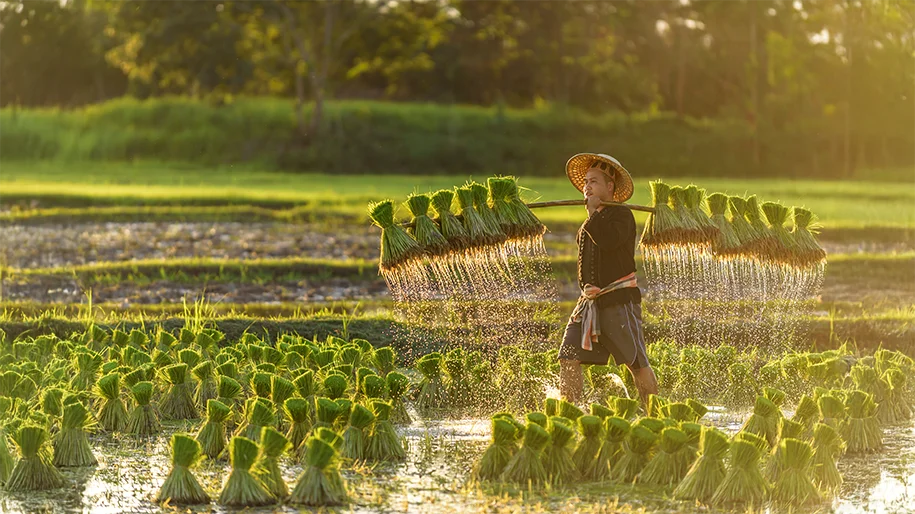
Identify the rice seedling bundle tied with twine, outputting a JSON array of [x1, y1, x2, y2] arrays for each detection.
[[155, 434, 210, 505]]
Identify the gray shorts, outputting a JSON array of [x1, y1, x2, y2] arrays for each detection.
[[558, 302, 650, 369]]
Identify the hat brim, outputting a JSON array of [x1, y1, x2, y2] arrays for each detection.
[[565, 153, 634, 203]]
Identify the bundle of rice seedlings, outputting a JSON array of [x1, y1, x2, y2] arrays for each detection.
[[727, 196, 762, 255], [843, 390, 883, 453], [771, 438, 821, 505], [686, 399, 708, 421], [613, 397, 640, 420], [94, 372, 128, 433], [196, 399, 231, 460], [791, 207, 827, 266], [416, 353, 447, 410], [640, 180, 679, 247], [792, 395, 820, 435], [764, 418, 805, 481], [218, 436, 275, 507], [684, 185, 718, 242], [126, 381, 161, 436], [192, 361, 217, 410], [571, 415, 603, 478], [283, 398, 311, 453], [661, 402, 695, 424], [558, 401, 584, 421], [312, 397, 342, 431], [430, 189, 469, 249], [592, 416, 630, 480], [500, 422, 550, 484], [673, 427, 729, 503], [323, 374, 348, 400], [817, 393, 847, 428], [487, 177, 521, 238], [0, 425, 15, 485], [405, 193, 449, 256], [52, 401, 97, 467], [639, 427, 690, 486], [41, 387, 65, 419], [455, 186, 490, 248], [217, 375, 243, 418], [372, 347, 396, 378], [668, 186, 706, 245], [289, 436, 348, 506], [369, 200, 422, 272], [341, 403, 375, 462], [744, 195, 778, 258], [70, 350, 103, 391], [882, 368, 912, 422], [647, 393, 668, 418], [155, 434, 210, 505], [544, 417, 578, 484], [544, 398, 559, 417], [526, 412, 548, 428], [252, 427, 290, 499], [365, 400, 406, 462], [293, 370, 316, 400], [739, 396, 779, 448], [469, 181, 507, 245], [159, 363, 198, 420], [635, 416, 666, 435], [270, 375, 296, 422], [236, 398, 276, 442], [334, 398, 353, 429], [5, 425, 66, 491], [811, 422, 844, 493], [474, 417, 519, 481], [361, 374, 386, 400], [503, 176, 546, 239], [762, 202, 798, 264], [590, 403, 614, 420], [611, 424, 658, 483], [706, 192, 741, 256], [250, 372, 273, 398], [385, 371, 412, 424], [710, 439, 769, 506]]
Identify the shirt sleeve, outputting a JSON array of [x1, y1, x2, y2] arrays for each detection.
[[581, 207, 635, 249]]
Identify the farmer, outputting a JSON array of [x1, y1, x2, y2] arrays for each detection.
[[558, 153, 659, 406]]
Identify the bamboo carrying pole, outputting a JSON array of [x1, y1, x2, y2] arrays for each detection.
[[526, 199, 656, 213], [400, 200, 654, 228]]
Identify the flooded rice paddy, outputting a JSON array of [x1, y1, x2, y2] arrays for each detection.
[[1, 413, 913, 514]]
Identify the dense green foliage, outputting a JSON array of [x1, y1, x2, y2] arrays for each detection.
[[2, 1, 912, 176]]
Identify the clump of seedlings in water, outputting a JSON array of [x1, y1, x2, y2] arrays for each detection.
[[6, 425, 66, 491], [196, 399, 231, 460], [253, 427, 291, 499], [365, 400, 405, 462], [341, 403, 375, 462], [415, 352, 447, 410], [126, 381, 161, 436], [501, 421, 550, 484], [811, 422, 844, 493], [711, 439, 769, 506], [155, 434, 210, 505], [219, 436, 275, 507], [592, 416, 630, 480], [571, 415, 603, 478], [674, 426, 729, 503], [842, 390, 883, 453], [612, 424, 658, 483], [53, 401, 97, 467], [474, 416, 520, 481], [236, 397, 276, 442], [386, 371, 412, 424], [159, 363, 198, 420], [290, 435, 348, 507], [94, 372, 128, 432], [640, 426, 692, 487], [771, 438, 821, 505], [543, 417, 578, 484], [283, 397, 311, 453], [739, 395, 779, 447]]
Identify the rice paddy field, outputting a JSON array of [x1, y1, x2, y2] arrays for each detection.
[[0, 161, 914, 513]]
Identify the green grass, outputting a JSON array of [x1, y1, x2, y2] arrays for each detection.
[[2, 161, 914, 230]]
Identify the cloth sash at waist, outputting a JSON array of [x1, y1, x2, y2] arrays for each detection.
[[570, 272, 638, 351]]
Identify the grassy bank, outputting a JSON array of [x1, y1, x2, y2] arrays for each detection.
[[6, 97, 912, 177], [3, 162, 914, 230]]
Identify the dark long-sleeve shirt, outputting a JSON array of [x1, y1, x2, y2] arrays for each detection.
[[577, 205, 642, 308]]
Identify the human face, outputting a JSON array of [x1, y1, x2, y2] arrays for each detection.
[[583, 168, 615, 202]]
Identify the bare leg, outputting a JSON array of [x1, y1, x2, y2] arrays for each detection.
[[559, 359, 584, 403], [628, 365, 659, 405]]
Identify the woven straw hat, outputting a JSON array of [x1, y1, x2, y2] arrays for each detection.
[[565, 153, 634, 203]]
